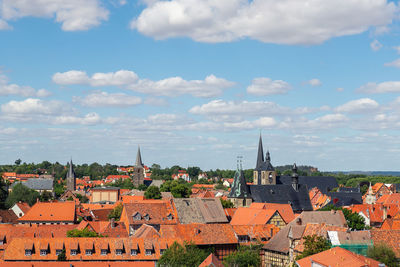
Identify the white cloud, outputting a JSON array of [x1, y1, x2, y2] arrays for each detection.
[[384, 58, 400, 68], [1, 0, 109, 31], [144, 97, 168, 106], [52, 112, 101, 125], [358, 81, 400, 93], [370, 39, 383, 51], [131, 0, 396, 45], [393, 46, 400, 54], [53, 70, 235, 98], [129, 75, 234, 97], [75, 92, 142, 107], [335, 98, 379, 113], [0, 19, 11, 30], [189, 99, 324, 117], [1, 98, 66, 115], [336, 87, 344, 92], [247, 77, 291, 96], [0, 73, 51, 97], [307, 79, 322, 87]]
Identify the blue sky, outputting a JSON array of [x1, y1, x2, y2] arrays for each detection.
[[1, 0, 400, 171]]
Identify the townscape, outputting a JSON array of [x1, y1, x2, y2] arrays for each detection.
[[0, 136, 398, 267]]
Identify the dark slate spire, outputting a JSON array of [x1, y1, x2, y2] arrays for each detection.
[[292, 163, 299, 192], [229, 158, 250, 198], [67, 159, 75, 179], [256, 134, 264, 170], [135, 146, 144, 167]]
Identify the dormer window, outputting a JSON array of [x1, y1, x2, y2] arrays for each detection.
[[25, 249, 32, 256], [101, 249, 107, 255], [116, 249, 123, 255], [71, 249, 77, 256], [167, 213, 173, 220], [143, 214, 150, 221], [85, 249, 92, 255], [130, 249, 138, 256], [160, 249, 166, 255], [56, 249, 62, 256], [133, 212, 141, 221], [40, 249, 47, 256], [145, 249, 152, 256]]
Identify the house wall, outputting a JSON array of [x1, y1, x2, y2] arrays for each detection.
[[262, 250, 289, 267], [10, 204, 24, 218], [92, 190, 118, 203], [267, 212, 286, 229]]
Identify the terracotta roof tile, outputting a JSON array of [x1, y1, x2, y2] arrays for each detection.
[[296, 247, 381, 267], [199, 253, 224, 267], [370, 229, 400, 257], [18, 201, 75, 222]]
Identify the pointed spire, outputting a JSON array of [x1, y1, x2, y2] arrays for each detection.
[[229, 157, 250, 198], [67, 158, 75, 179], [135, 146, 144, 167], [256, 134, 264, 169]]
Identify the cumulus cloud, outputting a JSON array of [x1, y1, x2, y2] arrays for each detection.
[[0, 73, 51, 97], [74, 92, 142, 107], [52, 112, 101, 125], [307, 79, 322, 87], [247, 77, 291, 96], [189, 99, 326, 117], [53, 70, 235, 98], [370, 39, 383, 51], [131, 0, 396, 45], [1, 98, 66, 115], [358, 81, 400, 93], [0, 0, 109, 31], [0, 19, 11, 30], [384, 58, 400, 68], [335, 98, 379, 113]]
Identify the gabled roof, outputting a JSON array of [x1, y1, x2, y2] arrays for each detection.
[[122, 200, 178, 225], [327, 192, 363, 207], [199, 253, 224, 267], [249, 203, 295, 223], [296, 247, 381, 267], [14, 202, 31, 214], [18, 201, 75, 222], [12, 178, 53, 191], [132, 224, 161, 239], [231, 224, 279, 241], [174, 198, 228, 224], [230, 208, 276, 225], [377, 193, 400, 205], [263, 210, 347, 254]]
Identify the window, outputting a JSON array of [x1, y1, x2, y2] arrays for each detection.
[[130, 249, 137, 256], [56, 250, 62, 256], [116, 249, 123, 255], [85, 249, 92, 255], [145, 249, 152, 256], [101, 249, 107, 255], [160, 249, 165, 255], [70, 250, 77, 256], [25, 249, 32, 256], [40, 250, 47, 256]]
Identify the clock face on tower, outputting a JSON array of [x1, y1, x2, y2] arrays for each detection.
[[268, 173, 273, 184]]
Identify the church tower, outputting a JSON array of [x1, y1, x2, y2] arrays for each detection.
[[253, 135, 277, 185], [228, 158, 252, 207], [66, 159, 76, 191], [132, 146, 144, 188]]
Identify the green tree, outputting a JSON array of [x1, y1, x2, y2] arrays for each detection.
[[40, 190, 53, 202], [223, 244, 262, 267], [6, 183, 40, 207], [76, 194, 89, 203], [138, 184, 148, 191], [57, 248, 67, 261], [171, 183, 191, 198], [67, 228, 101, 237], [0, 178, 8, 209], [145, 186, 162, 199], [158, 242, 210, 267], [367, 244, 398, 267], [296, 235, 331, 260], [220, 198, 234, 208], [187, 167, 201, 179], [108, 203, 123, 220]]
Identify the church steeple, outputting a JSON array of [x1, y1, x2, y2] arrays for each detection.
[[256, 134, 264, 170], [229, 157, 250, 199], [135, 146, 144, 168], [66, 158, 76, 191]]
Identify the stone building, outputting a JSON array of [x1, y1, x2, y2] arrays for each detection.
[[66, 159, 76, 192], [132, 147, 144, 188]]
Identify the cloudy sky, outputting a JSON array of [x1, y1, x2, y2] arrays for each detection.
[[1, 0, 400, 171]]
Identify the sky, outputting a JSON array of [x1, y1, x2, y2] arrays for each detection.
[[1, 0, 400, 171]]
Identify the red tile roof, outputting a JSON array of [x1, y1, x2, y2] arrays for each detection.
[[199, 253, 224, 267], [248, 203, 295, 223], [296, 247, 381, 267], [370, 229, 400, 257], [18, 201, 76, 222]]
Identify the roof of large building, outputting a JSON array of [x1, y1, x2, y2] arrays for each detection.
[[296, 247, 381, 267], [12, 178, 53, 191], [18, 201, 75, 222], [277, 175, 338, 194], [174, 198, 228, 224], [327, 192, 363, 207], [249, 184, 313, 212], [263, 210, 347, 254], [160, 223, 238, 245]]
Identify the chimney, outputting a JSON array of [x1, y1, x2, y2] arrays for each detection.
[[296, 218, 302, 225]]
